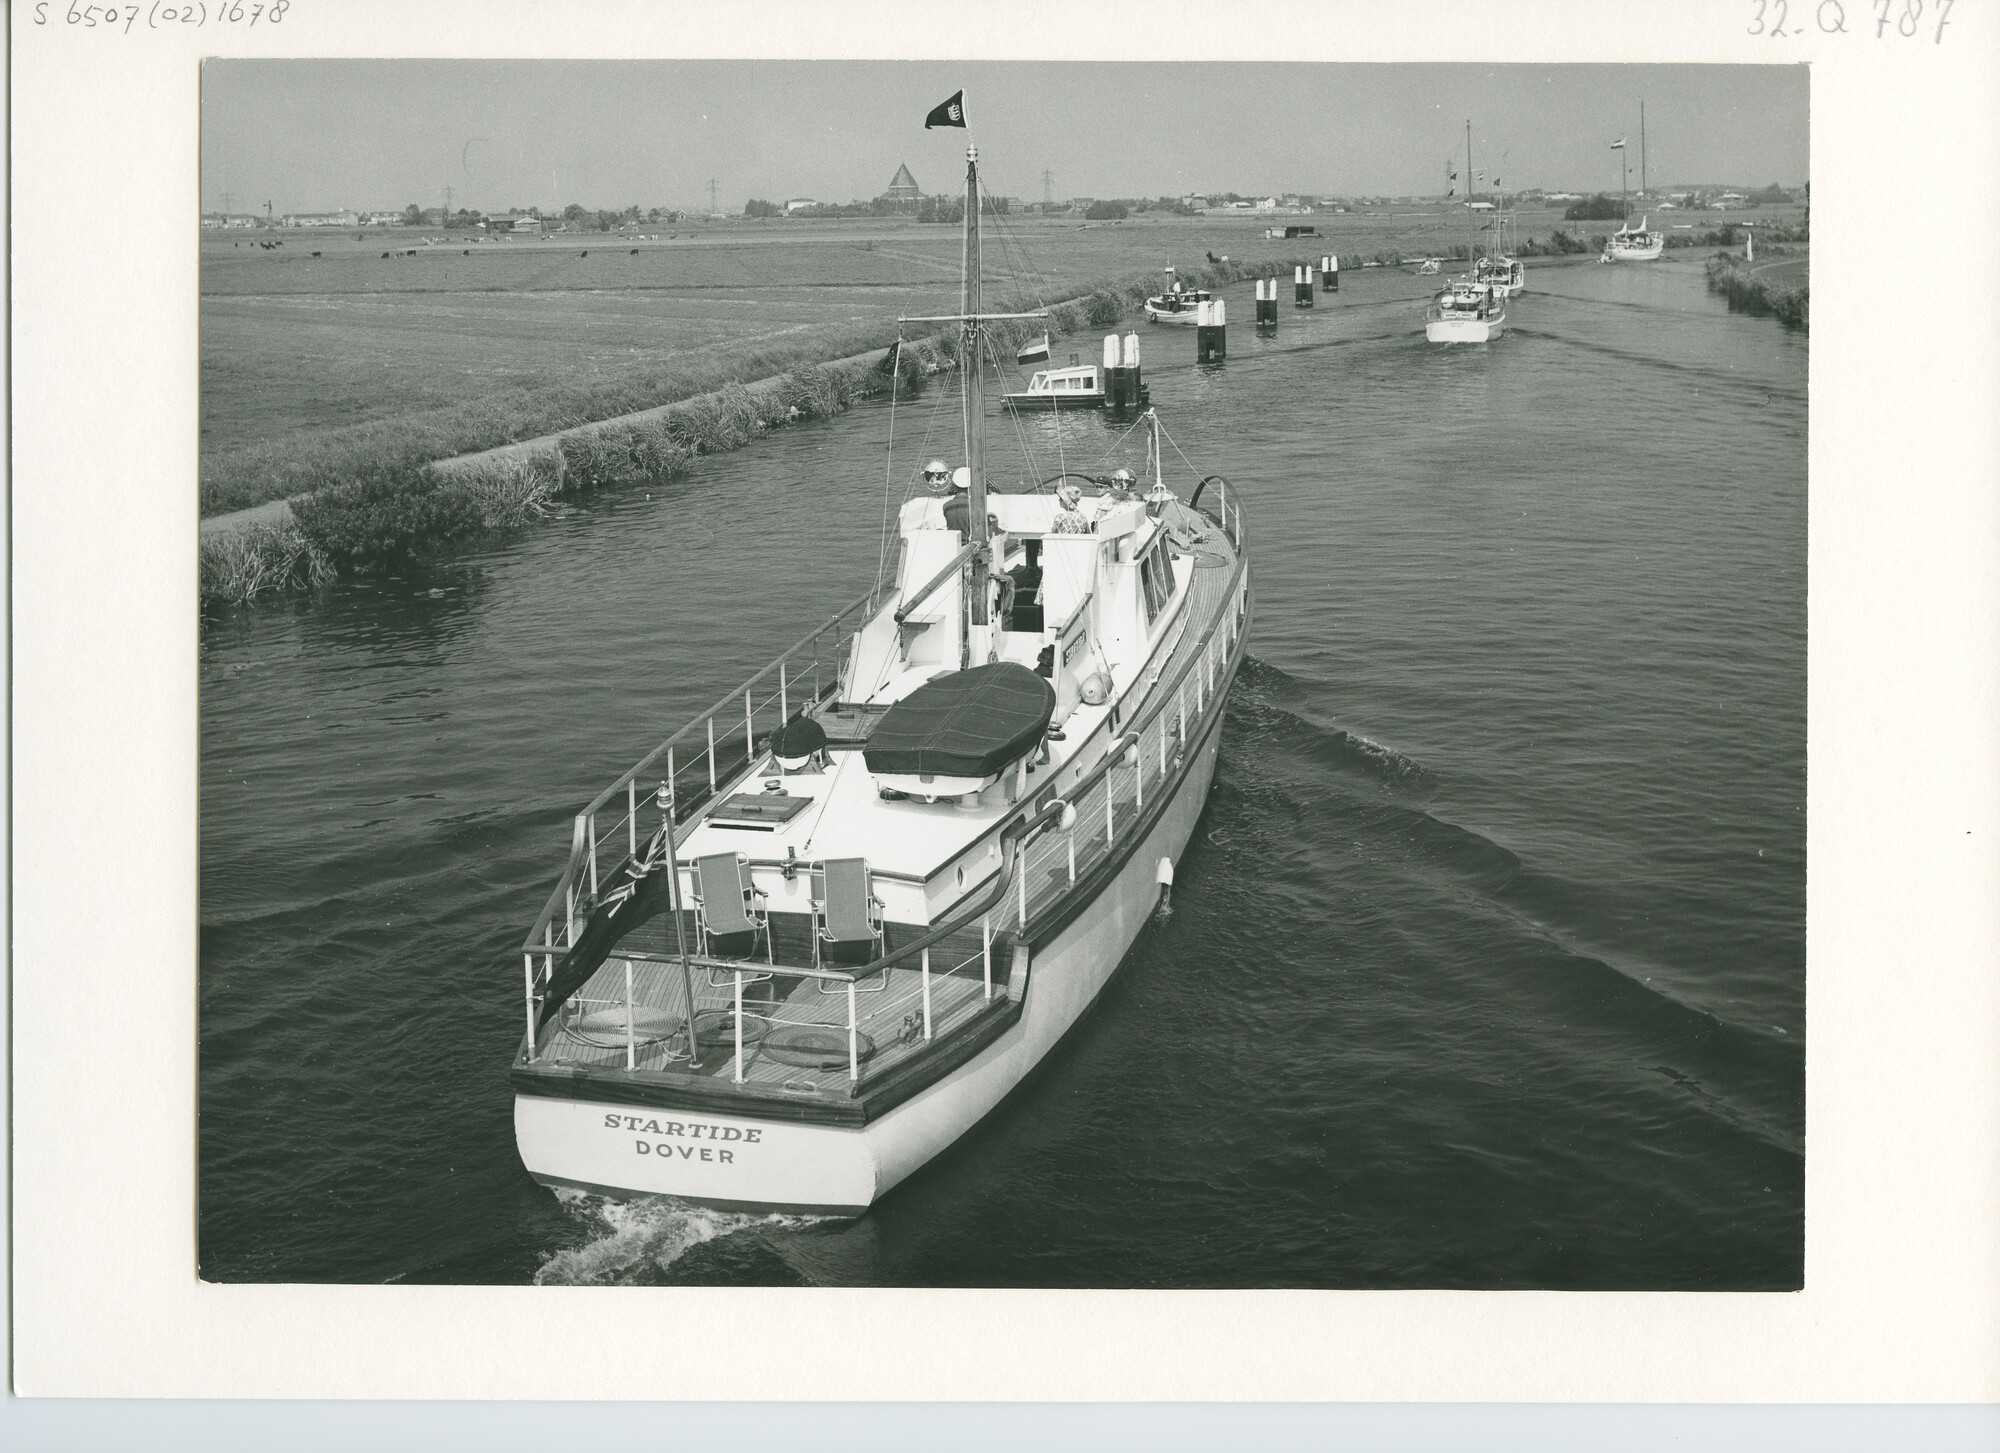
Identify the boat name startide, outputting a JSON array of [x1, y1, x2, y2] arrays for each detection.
[[605, 1112, 764, 1143]]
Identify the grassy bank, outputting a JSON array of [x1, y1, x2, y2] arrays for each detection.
[[1704, 252, 1810, 328], [198, 253, 1301, 611]]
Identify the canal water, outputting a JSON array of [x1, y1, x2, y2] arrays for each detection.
[[199, 253, 1806, 1287]]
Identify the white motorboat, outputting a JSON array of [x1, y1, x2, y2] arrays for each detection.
[[1425, 278, 1507, 343], [1002, 334, 1148, 412], [1143, 266, 1210, 325], [509, 133, 1253, 1217], [1602, 214, 1664, 262]]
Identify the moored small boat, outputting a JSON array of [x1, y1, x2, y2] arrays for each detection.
[[1002, 333, 1149, 412]]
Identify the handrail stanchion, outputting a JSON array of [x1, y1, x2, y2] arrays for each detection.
[[982, 916, 992, 1000], [624, 960, 637, 1071], [1106, 786, 1116, 845], [657, 779, 701, 1069], [627, 780, 637, 858], [922, 948, 932, 1040], [523, 954, 537, 1062], [733, 971, 745, 1083], [588, 815, 599, 900], [707, 717, 717, 792], [1018, 863, 1028, 928], [744, 690, 754, 766], [847, 984, 859, 1083], [779, 663, 788, 724], [1129, 740, 1144, 811]]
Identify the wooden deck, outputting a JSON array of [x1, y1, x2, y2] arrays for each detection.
[[533, 909, 1010, 1096]]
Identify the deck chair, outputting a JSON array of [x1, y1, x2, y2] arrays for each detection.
[[692, 852, 772, 966], [813, 857, 887, 991]]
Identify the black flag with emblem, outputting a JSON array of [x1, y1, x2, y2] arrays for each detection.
[[925, 90, 967, 129]]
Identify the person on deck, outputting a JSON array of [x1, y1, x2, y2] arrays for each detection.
[[1104, 468, 1139, 505], [942, 467, 999, 540], [1050, 483, 1093, 534]]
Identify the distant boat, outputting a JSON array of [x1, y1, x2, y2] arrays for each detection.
[[1003, 334, 1148, 412], [1474, 207, 1526, 297], [1602, 214, 1664, 262], [1415, 258, 1443, 275], [1143, 265, 1209, 325], [1016, 333, 1051, 364], [1425, 278, 1507, 343]]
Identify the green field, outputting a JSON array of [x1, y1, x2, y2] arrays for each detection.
[[201, 202, 1805, 514]]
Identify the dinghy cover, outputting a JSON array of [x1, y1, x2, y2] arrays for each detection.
[[864, 663, 1056, 779]]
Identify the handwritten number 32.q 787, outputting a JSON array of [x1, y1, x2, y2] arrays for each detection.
[[34, 2, 290, 26], [1751, 0, 1955, 39]]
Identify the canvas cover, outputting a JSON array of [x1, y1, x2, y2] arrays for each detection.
[[864, 662, 1056, 780]]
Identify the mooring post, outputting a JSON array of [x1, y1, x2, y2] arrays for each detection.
[[1196, 299, 1227, 362]]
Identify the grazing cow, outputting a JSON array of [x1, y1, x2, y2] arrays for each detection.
[[581, 250, 589, 257], [406, 249, 417, 256], [463, 249, 470, 255], [630, 248, 638, 254], [311, 250, 322, 258], [382, 251, 391, 259]]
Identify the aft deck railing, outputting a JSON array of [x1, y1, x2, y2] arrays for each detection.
[[520, 578, 895, 968], [517, 490, 1252, 1091]]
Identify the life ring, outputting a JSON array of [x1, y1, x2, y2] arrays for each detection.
[[762, 1024, 877, 1069], [692, 1008, 771, 1052]]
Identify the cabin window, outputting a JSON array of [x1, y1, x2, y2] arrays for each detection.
[[1139, 543, 1174, 624]]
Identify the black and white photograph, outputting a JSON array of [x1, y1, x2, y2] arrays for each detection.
[[195, 58, 1808, 1289], [11, 0, 2000, 1427]]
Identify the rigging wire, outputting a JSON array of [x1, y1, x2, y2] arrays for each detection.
[[874, 341, 903, 590]]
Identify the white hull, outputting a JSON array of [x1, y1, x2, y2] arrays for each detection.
[[1143, 305, 1203, 326], [514, 716, 1226, 1215], [1426, 314, 1506, 343], [1603, 246, 1663, 262]]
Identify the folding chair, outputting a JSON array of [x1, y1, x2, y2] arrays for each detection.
[[691, 852, 772, 965], [813, 857, 888, 992]]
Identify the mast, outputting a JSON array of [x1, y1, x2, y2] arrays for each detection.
[[961, 144, 991, 662], [1640, 100, 1647, 198], [1465, 119, 1474, 261]]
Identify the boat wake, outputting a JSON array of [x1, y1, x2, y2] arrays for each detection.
[[1214, 656, 1803, 1156], [533, 1190, 826, 1285]]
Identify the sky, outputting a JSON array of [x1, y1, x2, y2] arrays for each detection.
[[201, 60, 1808, 216]]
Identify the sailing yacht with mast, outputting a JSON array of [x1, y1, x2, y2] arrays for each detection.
[[508, 123, 1253, 1216], [1601, 103, 1664, 262]]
